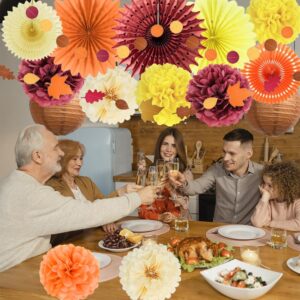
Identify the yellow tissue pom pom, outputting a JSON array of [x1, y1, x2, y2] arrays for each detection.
[[248, 0, 300, 44], [137, 64, 191, 126]]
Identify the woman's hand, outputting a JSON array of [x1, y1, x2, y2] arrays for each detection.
[[117, 183, 143, 196], [259, 185, 271, 203], [102, 223, 118, 234], [173, 195, 189, 210], [160, 212, 176, 223]]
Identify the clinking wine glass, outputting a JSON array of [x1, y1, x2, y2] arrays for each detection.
[[167, 158, 180, 201], [156, 159, 166, 199]]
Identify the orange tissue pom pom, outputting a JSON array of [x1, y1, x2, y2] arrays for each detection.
[[39, 244, 99, 300]]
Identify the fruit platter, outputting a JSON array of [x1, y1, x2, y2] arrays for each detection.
[[98, 228, 143, 252]]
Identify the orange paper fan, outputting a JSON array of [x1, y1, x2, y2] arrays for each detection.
[[242, 44, 300, 103], [53, 0, 119, 77]]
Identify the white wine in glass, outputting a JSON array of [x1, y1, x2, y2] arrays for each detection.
[[148, 166, 158, 186]]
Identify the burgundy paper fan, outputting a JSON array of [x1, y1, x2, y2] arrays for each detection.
[[114, 0, 205, 76]]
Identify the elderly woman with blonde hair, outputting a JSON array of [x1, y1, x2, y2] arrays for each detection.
[[47, 139, 140, 245]]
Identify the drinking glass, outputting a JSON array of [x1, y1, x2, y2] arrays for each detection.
[[174, 208, 189, 232], [136, 168, 146, 186], [166, 158, 180, 201], [147, 166, 158, 186], [270, 228, 287, 249], [156, 159, 166, 198], [136, 152, 147, 186]]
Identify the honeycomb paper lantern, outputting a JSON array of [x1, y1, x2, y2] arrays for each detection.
[[246, 94, 300, 136], [30, 98, 85, 135]]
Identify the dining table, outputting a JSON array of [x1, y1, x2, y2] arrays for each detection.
[[0, 219, 299, 300]]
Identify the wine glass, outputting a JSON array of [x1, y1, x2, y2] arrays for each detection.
[[156, 159, 166, 199], [147, 166, 158, 186], [167, 158, 180, 201]]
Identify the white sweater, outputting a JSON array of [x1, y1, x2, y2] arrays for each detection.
[[0, 170, 141, 271]]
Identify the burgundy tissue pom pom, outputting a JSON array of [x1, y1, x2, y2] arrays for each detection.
[[187, 64, 253, 127], [18, 56, 84, 107]]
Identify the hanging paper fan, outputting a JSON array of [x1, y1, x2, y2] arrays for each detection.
[[136, 63, 191, 126], [191, 0, 256, 73], [53, 0, 119, 77], [79, 66, 138, 125], [242, 42, 300, 103], [187, 64, 253, 127], [248, 0, 300, 44], [18, 56, 84, 107], [2, 1, 62, 60], [113, 0, 205, 76]]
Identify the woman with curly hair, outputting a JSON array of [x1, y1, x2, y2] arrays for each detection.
[[251, 161, 300, 231]]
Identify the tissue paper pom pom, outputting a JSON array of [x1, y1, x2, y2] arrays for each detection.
[[187, 64, 253, 127], [79, 66, 138, 125], [136, 64, 191, 126], [39, 244, 99, 300], [18, 56, 84, 107], [119, 243, 181, 300], [247, 0, 300, 44]]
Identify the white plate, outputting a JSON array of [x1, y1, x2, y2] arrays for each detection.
[[98, 240, 140, 253], [287, 257, 300, 274], [121, 220, 163, 232], [218, 225, 266, 240], [92, 252, 111, 269]]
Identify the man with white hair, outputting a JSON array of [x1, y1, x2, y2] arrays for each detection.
[[0, 124, 155, 272]]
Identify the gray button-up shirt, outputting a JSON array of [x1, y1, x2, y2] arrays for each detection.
[[184, 161, 263, 225]]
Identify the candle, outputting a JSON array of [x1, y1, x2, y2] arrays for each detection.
[[241, 248, 260, 265]]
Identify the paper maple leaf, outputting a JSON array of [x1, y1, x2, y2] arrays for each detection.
[[48, 74, 73, 99], [176, 106, 195, 118], [139, 100, 162, 122], [85, 90, 105, 103], [0, 65, 15, 80], [227, 82, 252, 107]]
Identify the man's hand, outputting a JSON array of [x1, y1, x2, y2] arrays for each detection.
[[102, 223, 118, 234], [137, 185, 156, 205], [117, 183, 143, 196], [168, 170, 187, 188]]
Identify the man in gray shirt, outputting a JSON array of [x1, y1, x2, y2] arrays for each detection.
[[170, 128, 263, 225]]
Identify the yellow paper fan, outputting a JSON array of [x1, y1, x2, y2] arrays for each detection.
[[191, 0, 256, 73], [2, 2, 62, 60]]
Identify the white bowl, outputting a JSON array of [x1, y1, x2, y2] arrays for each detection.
[[200, 259, 282, 300]]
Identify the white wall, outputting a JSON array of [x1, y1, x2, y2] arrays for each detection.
[[0, 0, 299, 179]]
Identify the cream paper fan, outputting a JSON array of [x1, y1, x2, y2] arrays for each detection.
[[2, 1, 62, 60], [191, 0, 256, 72], [80, 66, 138, 125]]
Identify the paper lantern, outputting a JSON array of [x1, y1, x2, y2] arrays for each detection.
[[246, 94, 300, 136], [29, 98, 85, 135]]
